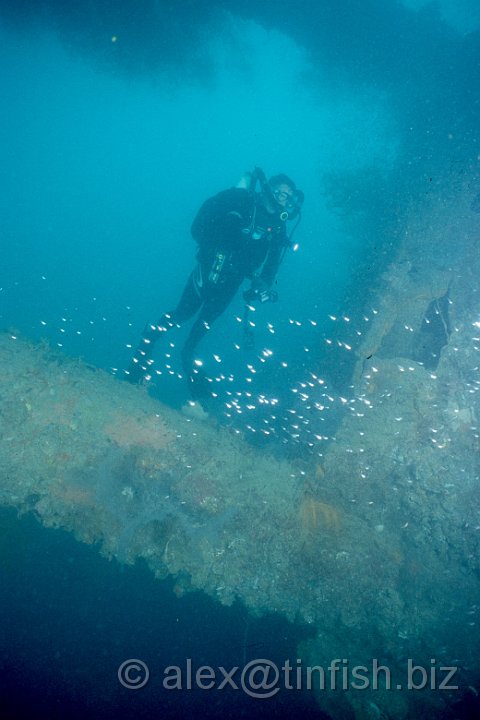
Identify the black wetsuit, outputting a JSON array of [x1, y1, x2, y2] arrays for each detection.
[[127, 187, 289, 398]]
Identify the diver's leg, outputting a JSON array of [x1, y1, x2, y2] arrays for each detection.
[[181, 282, 240, 400], [125, 268, 203, 383], [125, 317, 170, 383]]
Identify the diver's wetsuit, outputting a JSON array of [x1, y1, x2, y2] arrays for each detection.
[[127, 186, 289, 399]]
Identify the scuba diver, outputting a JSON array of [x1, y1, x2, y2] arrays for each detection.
[[125, 167, 304, 412]]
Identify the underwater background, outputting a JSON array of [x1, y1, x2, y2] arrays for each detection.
[[1, 1, 480, 719]]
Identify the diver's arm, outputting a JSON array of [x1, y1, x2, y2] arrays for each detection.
[[259, 239, 285, 287], [242, 240, 285, 303]]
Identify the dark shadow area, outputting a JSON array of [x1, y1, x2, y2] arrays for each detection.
[[0, 506, 326, 720], [0, 0, 217, 79], [412, 293, 451, 369]]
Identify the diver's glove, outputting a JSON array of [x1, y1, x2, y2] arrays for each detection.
[[253, 166, 267, 186], [243, 277, 278, 304]]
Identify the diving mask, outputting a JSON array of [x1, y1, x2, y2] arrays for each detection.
[[272, 187, 304, 220]]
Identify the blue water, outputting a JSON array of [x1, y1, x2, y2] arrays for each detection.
[[1, 1, 480, 718]]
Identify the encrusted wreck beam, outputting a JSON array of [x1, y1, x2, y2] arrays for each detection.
[[303, 182, 480, 719], [0, 331, 309, 611]]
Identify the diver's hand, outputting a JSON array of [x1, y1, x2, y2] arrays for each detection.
[[253, 166, 267, 185], [243, 278, 278, 304]]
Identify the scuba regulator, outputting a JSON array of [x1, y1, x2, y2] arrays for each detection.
[[251, 166, 304, 223]]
